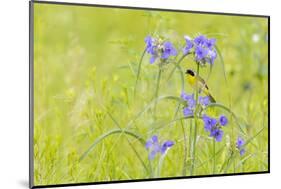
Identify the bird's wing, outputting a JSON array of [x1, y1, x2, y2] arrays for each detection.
[[196, 75, 209, 90]]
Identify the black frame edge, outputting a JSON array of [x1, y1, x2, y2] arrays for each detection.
[[29, 1, 34, 188], [267, 16, 270, 173]]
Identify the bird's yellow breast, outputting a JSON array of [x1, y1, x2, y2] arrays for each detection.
[[186, 74, 196, 86], [186, 74, 209, 95]]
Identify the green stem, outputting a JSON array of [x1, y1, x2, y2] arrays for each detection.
[[134, 48, 146, 97], [167, 54, 187, 81], [190, 63, 200, 175], [216, 46, 235, 172], [188, 119, 193, 172], [181, 120, 187, 176], [213, 138, 216, 174], [224, 127, 265, 173], [154, 68, 162, 119], [157, 153, 166, 177]]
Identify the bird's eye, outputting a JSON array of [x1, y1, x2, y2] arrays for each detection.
[[186, 70, 194, 76]]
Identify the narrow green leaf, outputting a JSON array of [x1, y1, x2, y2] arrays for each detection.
[[167, 54, 187, 82], [222, 127, 265, 173], [134, 48, 146, 97], [106, 112, 152, 175], [79, 129, 145, 161], [126, 95, 185, 129]]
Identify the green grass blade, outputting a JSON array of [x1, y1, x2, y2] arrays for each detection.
[[175, 63, 185, 92], [79, 129, 145, 161], [206, 62, 213, 83], [167, 54, 186, 82], [215, 45, 228, 84], [190, 63, 200, 176], [127, 95, 185, 128], [244, 127, 265, 147], [223, 153, 235, 173], [222, 127, 265, 173], [196, 146, 224, 169], [213, 138, 216, 174], [149, 116, 195, 134], [153, 68, 162, 119], [235, 154, 255, 170], [134, 48, 146, 97], [180, 120, 187, 175], [107, 112, 152, 175]]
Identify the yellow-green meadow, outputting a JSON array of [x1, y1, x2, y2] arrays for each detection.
[[33, 2, 268, 186]]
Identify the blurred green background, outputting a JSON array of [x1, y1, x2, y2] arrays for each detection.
[[33, 2, 268, 186]]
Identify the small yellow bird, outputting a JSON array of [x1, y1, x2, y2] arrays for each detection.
[[185, 69, 216, 103]]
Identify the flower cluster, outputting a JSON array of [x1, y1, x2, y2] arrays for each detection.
[[145, 36, 177, 64], [236, 137, 246, 156], [145, 135, 174, 160], [183, 35, 217, 65], [202, 114, 228, 142], [181, 92, 211, 117]]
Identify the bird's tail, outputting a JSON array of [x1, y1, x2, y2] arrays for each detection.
[[208, 93, 216, 103]]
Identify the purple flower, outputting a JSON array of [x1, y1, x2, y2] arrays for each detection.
[[208, 49, 217, 64], [194, 35, 207, 46], [146, 135, 161, 160], [181, 92, 196, 117], [239, 149, 246, 156], [210, 128, 224, 142], [236, 137, 245, 149], [145, 36, 156, 54], [180, 92, 189, 101], [144, 36, 177, 64], [205, 38, 216, 49], [199, 96, 210, 106], [161, 140, 174, 154], [181, 92, 196, 108], [161, 41, 177, 59], [195, 45, 208, 61], [236, 137, 246, 156], [146, 135, 174, 160], [149, 55, 157, 64], [183, 36, 193, 55], [202, 114, 217, 132], [202, 114, 228, 142], [145, 36, 158, 64], [219, 115, 228, 126], [193, 35, 218, 64], [183, 107, 193, 117]]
